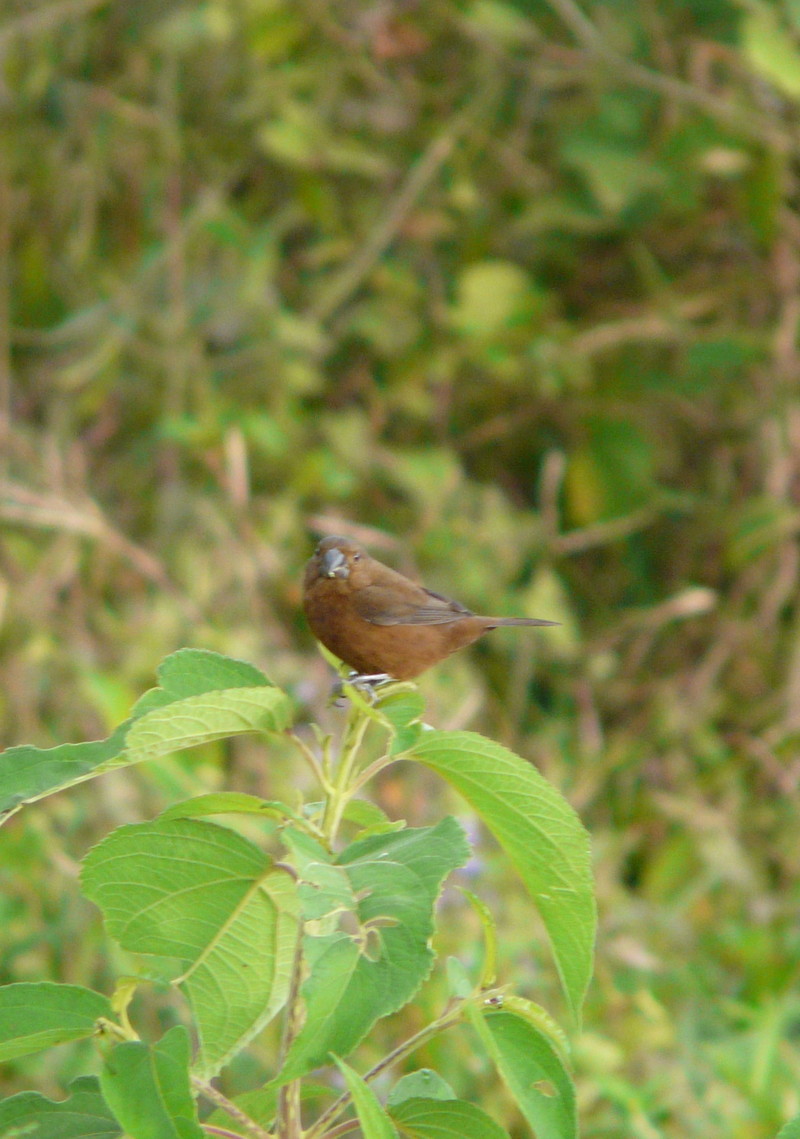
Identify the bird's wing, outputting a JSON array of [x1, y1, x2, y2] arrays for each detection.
[[353, 585, 474, 626]]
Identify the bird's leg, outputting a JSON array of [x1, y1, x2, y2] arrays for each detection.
[[329, 671, 394, 705], [348, 671, 393, 688]]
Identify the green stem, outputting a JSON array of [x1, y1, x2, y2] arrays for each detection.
[[275, 934, 306, 1139], [94, 1017, 137, 1045], [321, 704, 371, 844], [305, 993, 500, 1139], [192, 1077, 272, 1139], [203, 1128, 260, 1138], [347, 752, 395, 797], [323, 1122, 360, 1139], [276, 701, 371, 1135], [289, 731, 330, 793]]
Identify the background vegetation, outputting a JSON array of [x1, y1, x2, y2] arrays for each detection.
[[2, 0, 800, 1134]]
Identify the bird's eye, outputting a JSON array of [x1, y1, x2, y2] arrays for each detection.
[[352, 552, 361, 562]]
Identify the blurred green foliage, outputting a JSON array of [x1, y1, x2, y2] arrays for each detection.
[[2, 0, 800, 1134]]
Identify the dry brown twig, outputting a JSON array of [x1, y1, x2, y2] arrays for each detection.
[[0, 480, 176, 594]]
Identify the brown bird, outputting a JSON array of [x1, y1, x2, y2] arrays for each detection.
[[303, 535, 558, 682]]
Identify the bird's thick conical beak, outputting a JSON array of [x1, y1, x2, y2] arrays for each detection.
[[321, 547, 348, 578]]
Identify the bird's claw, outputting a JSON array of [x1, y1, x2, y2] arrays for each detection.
[[329, 672, 393, 705], [348, 671, 393, 688]]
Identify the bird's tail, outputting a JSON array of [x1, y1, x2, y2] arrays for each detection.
[[487, 617, 559, 627]]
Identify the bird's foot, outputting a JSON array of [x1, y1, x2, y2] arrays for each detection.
[[330, 672, 394, 705], [348, 671, 393, 688]]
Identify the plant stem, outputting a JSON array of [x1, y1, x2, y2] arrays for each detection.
[[289, 731, 330, 791], [305, 995, 485, 1139], [321, 703, 371, 844], [272, 700, 372, 1139], [275, 933, 306, 1139], [323, 1122, 360, 1139], [276, 1081, 301, 1139], [347, 752, 395, 797], [192, 1077, 272, 1139], [204, 1127, 262, 1138]]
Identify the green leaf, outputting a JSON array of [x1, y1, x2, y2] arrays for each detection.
[[561, 137, 665, 214], [445, 957, 473, 1000], [329, 679, 424, 755], [274, 819, 470, 1084], [333, 1057, 398, 1139], [389, 1096, 510, 1139], [138, 649, 276, 705], [0, 721, 132, 820], [389, 723, 424, 757], [0, 983, 112, 1062], [462, 0, 537, 46], [124, 685, 292, 765], [726, 497, 800, 569], [298, 860, 360, 926], [387, 1071, 457, 1106], [343, 799, 393, 828], [0, 1076, 121, 1138], [461, 888, 498, 988], [342, 798, 406, 837], [375, 686, 426, 755], [100, 1026, 203, 1139], [777, 1114, 800, 1139], [0, 651, 292, 821], [158, 793, 305, 827], [81, 818, 299, 1078], [374, 686, 426, 730], [281, 825, 332, 869], [278, 934, 361, 1073], [501, 995, 571, 1067], [470, 1008, 576, 1139], [741, 5, 800, 100], [451, 260, 540, 337], [408, 732, 595, 1023]]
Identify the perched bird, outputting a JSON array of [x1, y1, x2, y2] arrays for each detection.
[[303, 535, 557, 681]]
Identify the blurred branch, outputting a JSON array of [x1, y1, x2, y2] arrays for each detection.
[[306, 514, 405, 559], [539, 450, 567, 543], [570, 297, 716, 357], [682, 553, 776, 711], [0, 150, 9, 477], [592, 586, 717, 657], [738, 733, 800, 797], [551, 505, 662, 555], [0, 480, 177, 593], [544, 0, 796, 154], [0, 0, 110, 50], [307, 100, 482, 328]]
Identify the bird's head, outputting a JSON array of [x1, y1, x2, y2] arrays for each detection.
[[307, 536, 366, 584]]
